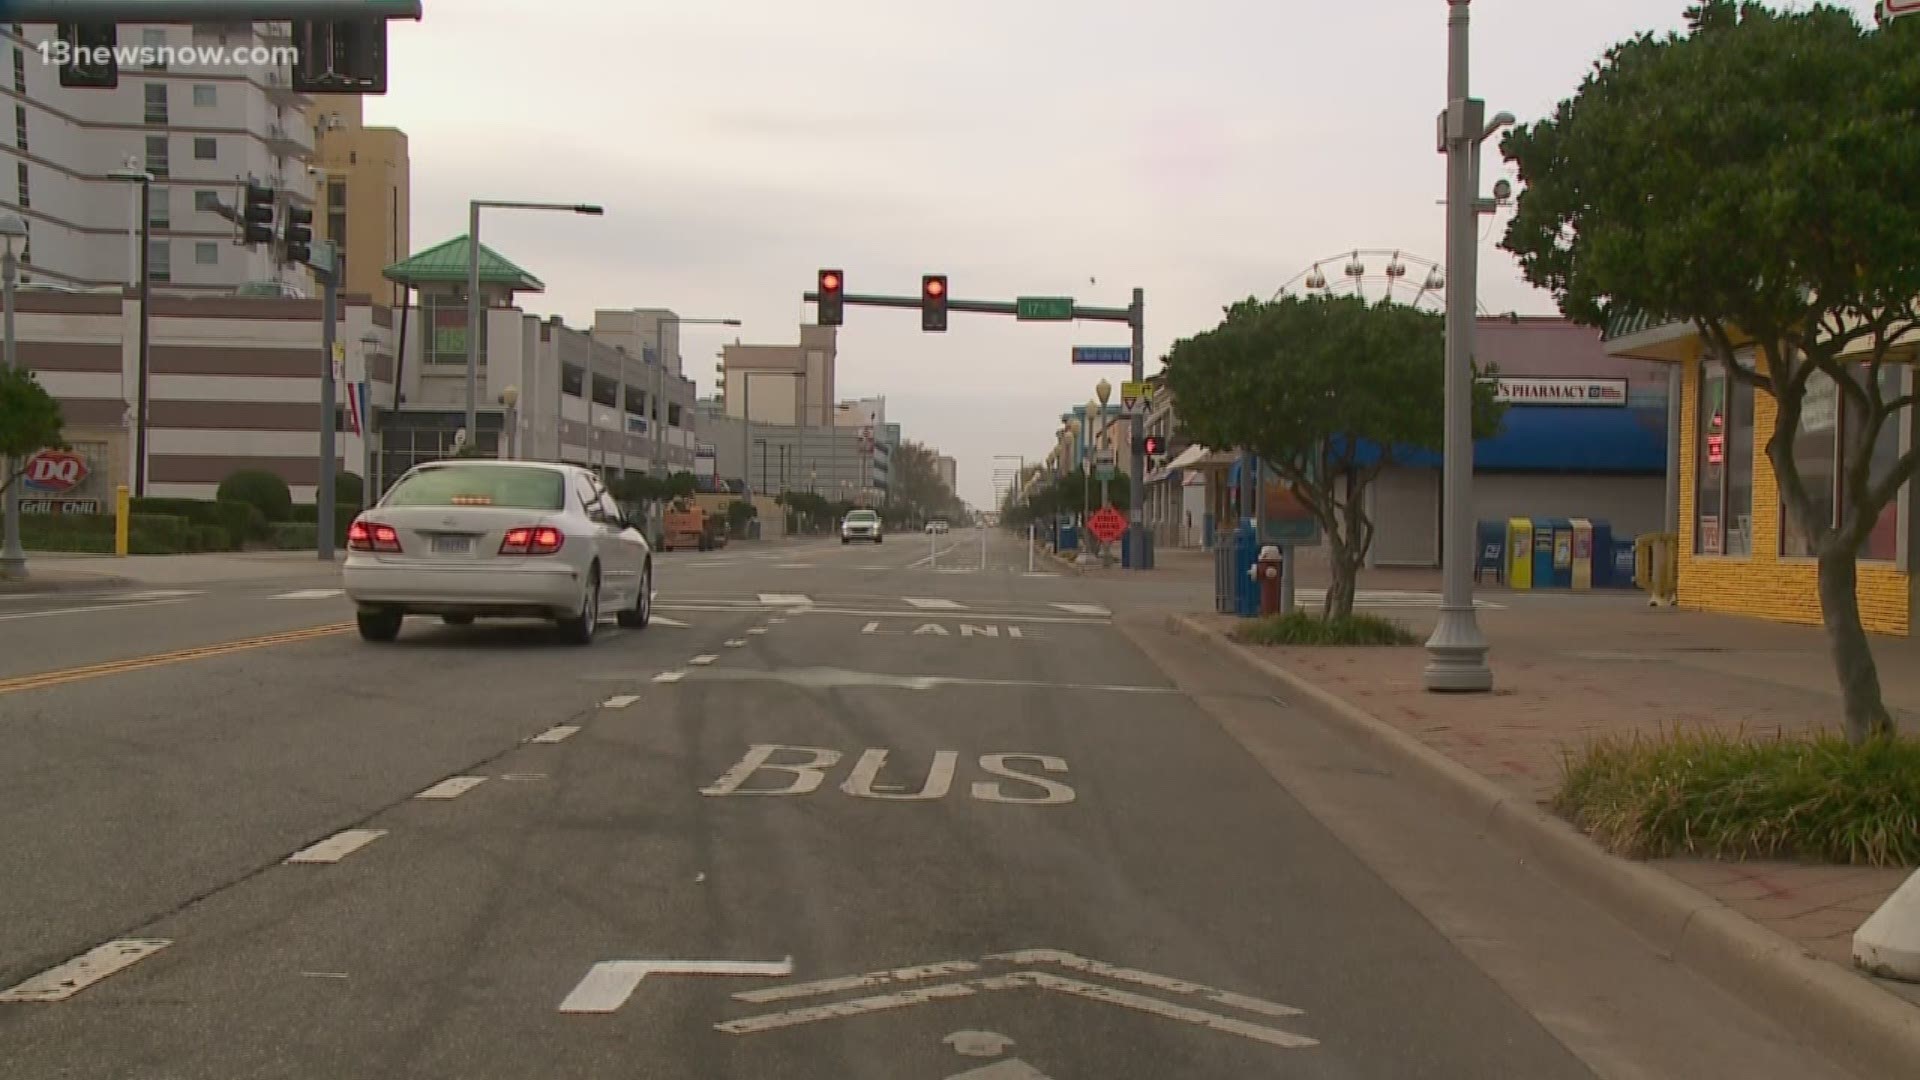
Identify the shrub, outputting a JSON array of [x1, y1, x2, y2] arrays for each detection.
[[216, 469, 293, 522], [1555, 728, 1920, 867], [333, 472, 364, 506], [1232, 611, 1419, 647], [128, 496, 262, 549], [269, 521, 318, 550], [20, 513, 113, 553]]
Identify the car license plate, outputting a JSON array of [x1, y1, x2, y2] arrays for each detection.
[[432, 535, 473, 555]]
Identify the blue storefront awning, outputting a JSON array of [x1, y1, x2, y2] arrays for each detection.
[[1236, 404, 1668, 476]]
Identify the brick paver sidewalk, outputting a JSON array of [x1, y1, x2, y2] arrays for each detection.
[[1201, 597, 1920, 994]]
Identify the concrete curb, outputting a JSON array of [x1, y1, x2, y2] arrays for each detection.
[[0, 573, 135, 594], [1168, 612, 1920, 1080]]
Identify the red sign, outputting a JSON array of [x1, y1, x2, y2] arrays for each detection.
[[22, 449, 89, 493], [1087, 505, 1127, 545]]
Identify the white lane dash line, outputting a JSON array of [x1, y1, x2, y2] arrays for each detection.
[[746, 627, 768, 635], [286, 829, 387, 864], [531, 725, 581, 743], [0, 939, 172, 1002], [688, 655, 718, 666], [270, 588, 344, 600], [724, 639, 746, 648], [653, 670, 687, 683], [415, 776, 487, 800], [0, 598, 190, 622], [767, 617, 787, 624], [757, 594, 812, 605], [651, 616, 690, 628], [1049, 603, 1110, 616], [601, 695, 642, 709], [559, 957, 795, 1014], [904, 597, 965, 609]]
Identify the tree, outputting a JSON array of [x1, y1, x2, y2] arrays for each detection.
[[0, 366, 65, 496], [1167, 294, 1498, 618], [1499, 1, 1920, 744], [890, 440, 962, 522]]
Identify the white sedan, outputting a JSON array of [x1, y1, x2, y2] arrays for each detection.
[[342, 460, 652, 644]]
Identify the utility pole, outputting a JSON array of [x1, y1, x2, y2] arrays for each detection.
[[316, 240, 339, 561]]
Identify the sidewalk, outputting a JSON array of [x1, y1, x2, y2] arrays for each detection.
[[1181, 595, 1920, 996], [2, 550, 343, 592]]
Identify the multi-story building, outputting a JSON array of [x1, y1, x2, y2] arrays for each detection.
[[3, 21, 317, 293], [310, 95, 407, 306], [695, 400, 886, 505], [935, 454, 958, 497], [718, 324, 836, 430]]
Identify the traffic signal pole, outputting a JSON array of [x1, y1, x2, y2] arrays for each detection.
[[802, 284, 1152, 569], [6, 1, 422, 19]]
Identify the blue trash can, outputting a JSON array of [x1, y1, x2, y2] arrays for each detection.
[[1234, 520, 1261, 617], [1475, 521, 1506, 584], [1589, 520, 1614, 586]]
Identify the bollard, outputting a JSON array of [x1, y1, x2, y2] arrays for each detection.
[[114, 483, 130, 557]]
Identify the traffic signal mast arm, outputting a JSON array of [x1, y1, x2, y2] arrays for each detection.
[[7, 1, 422, 20], [802, 290, 1134, 324]]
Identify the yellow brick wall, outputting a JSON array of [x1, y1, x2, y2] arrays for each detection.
[[1675, 350, 1910, 635]]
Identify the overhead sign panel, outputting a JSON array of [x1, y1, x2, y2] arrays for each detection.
[[1016, 297, 1074, 321]]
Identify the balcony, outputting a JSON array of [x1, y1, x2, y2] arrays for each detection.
[[261, 69, 308, 108], [264, 122, 309, 158]]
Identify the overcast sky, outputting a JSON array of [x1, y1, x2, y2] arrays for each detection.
[[368, 0, 1882, 506]]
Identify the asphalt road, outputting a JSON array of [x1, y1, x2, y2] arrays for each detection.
[[0, 529, 1859, 1079]]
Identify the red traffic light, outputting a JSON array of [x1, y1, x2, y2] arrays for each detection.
[[821, 271, 842, 292], [924, 278, 945, 298]]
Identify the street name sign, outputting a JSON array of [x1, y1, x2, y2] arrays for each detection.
[[1071, 346, 1131, 365], [1016, 297, 1074, 321]]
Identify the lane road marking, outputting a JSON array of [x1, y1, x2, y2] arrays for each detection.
[[415, 776, 487, 800], [531, 725, 580, 743], [286, 829, 386, 864], [0, 939, 172, 1003], [601, 694, 641, 709], [0, 622, 352, 697]]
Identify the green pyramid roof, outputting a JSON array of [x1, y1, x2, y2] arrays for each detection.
[[383, 235, 545, 291]]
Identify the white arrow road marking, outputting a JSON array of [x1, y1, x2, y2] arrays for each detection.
[[946, 1061, 1052, 1080], [945, 1029, 1016, 1057], [1049, 603, 1110, 616], [270, 589, 344, 600], [558, 958, 794, 1014], [0, 939, 171, 1002], [734, 960, 980, 1003], [905, 597, 966, 609], [415, 776, 486, 800], [531, 725, 580, 743], [601, 695, 641, 709], [985, 950, 1304, 1018], [286, 829, 386, 864], [650, 616, 690, 628], [757, 593, 812, 605]]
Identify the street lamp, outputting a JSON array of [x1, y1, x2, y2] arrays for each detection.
[[500, 385, 520, 460], [651, 314, 740, 477], [0, 211, 29, 579], [1424, 0, 1510, 693], [107, 166, 154, 497], [465, 199, 603, 448]]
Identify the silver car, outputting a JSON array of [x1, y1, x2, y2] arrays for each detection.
[[342, 460, 652, 644]]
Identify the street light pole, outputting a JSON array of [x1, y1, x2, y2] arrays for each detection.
[[0, 213, 27, 579], [1424, 0, 1495, 692], [464, 199, 604, 450]]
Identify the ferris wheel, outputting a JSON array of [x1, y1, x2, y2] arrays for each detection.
[[1272, 249, 1492, 315]]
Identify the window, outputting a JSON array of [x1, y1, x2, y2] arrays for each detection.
[[591, 373, 618, 409], [669, 402, 682, 427], [148, 239, 171, 282], [192, 83, 216, 108], [145, 134, 169, 178], [193, 189, 219, 212], [13, 104, 23, 151], [1696, 353, 1756, 556], [12, 47, 24, 94], [148, 187, 169, 229], [560, 362, 584, 397], [624, 386, 646, 416], [194, 240, 218, 266], [1781, 364, 1907, 561], [386, 464, 565, 511], [19, 225, 28, 266], [14, 161, 26, 209], [144, 83, 168, 125], [327, 180, 346, 208], [327, 210, 346, 248], [193, 136, 216, 160], [141, 28, 167, 70]]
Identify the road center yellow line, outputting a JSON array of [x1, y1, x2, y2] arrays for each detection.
[[0, 622, 352, 696]]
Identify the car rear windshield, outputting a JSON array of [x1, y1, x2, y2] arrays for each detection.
[[383, 465, 567, 511]]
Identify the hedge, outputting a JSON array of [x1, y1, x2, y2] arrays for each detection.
[[20, 512, 234, 555]]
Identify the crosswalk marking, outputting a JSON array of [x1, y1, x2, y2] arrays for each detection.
[[757, 594, 812, 605], [905, 597, 965, 609], [270, 588, 343, 600], [1050, 603, 1110, 616]]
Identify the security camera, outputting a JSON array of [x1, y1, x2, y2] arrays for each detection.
[[1493, 178, 1513, 201]]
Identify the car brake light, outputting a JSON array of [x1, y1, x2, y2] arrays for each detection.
[[500, 526, 565, 555], [347, 519, 402, 553]]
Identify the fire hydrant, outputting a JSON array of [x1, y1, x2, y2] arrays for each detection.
[[1252, 544, 1284, 616]]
